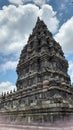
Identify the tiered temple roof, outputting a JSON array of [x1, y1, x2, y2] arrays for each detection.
[[16, 17, 71, 96]]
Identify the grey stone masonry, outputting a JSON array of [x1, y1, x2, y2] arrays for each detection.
[[0, 17, 73, 123]]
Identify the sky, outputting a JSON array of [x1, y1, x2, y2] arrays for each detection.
[[0, 0, 73, 94]]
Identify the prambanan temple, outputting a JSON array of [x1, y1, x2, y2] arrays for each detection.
[[0, 17, 73, 123]]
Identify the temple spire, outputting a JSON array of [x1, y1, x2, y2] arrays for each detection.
[[37, 17, 41, 22], [31, 17, 52, 38]]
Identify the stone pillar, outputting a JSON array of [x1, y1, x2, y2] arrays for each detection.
[[50, 113, 53, 123], [28, 116, 31, 123]]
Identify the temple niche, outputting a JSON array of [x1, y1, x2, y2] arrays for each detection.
[[0, 17, 73, 123]]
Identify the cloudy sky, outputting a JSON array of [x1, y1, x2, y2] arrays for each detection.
[[0, 0, 73, 94]]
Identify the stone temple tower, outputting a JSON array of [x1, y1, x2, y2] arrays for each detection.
[[0, 17, 73, 123], [17, 18, 71, 92], [16, 17, 73, 122]]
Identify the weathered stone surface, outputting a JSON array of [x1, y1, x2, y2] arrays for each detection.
[[0, 17, 73, 123]]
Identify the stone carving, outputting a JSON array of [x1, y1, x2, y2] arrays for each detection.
[[0, 17, 73, 123]]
